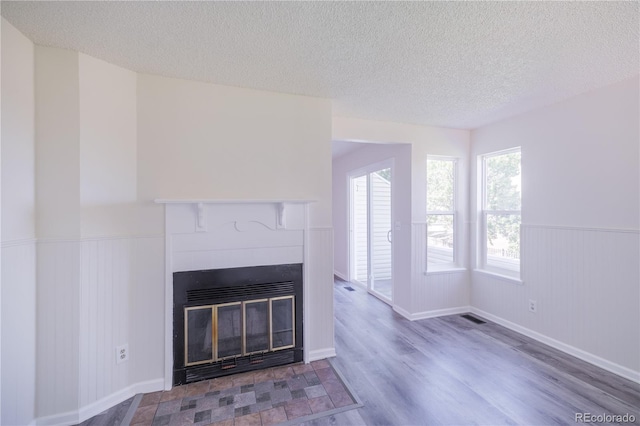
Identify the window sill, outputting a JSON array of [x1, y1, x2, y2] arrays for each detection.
[[424, 267, 467, 276], [473, 269, 523, 285]]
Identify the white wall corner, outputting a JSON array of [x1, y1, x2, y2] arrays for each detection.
[[333, 270, 348, 282], [308, 348, 337, 362], [392, 305, 414, 321], [394, 305, 472, 322]]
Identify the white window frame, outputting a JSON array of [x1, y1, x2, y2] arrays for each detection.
[[426, 156, 458, 270], [479, 147, 521, 279]]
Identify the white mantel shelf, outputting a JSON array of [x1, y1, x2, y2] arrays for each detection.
[[155, 199, 315, 230], [154, 199, 315, 204]]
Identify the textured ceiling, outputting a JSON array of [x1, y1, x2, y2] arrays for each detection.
[[2, 1, 639, 129]]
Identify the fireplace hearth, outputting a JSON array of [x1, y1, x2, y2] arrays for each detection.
[[173, 264, 303, 385]]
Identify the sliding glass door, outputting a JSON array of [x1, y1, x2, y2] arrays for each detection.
[[350, 163, 393, 303]]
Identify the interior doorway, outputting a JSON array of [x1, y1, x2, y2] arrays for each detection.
[[349, 161, 393, 303]]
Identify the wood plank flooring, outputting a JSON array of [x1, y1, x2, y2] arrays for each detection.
[[301, 280, 640, 425]]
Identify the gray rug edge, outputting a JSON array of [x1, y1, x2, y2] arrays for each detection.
[[279, 357, 364, 426], [121, 393, 143, 426]]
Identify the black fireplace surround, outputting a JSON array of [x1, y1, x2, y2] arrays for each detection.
[[173, 264, 303, 385]]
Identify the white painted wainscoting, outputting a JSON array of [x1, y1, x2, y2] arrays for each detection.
[[1, 239, 37, 426], [35, 236, 165, 426], [472, 224, 640, 382], [159, 200, 335, 389], [395, 223, 470, 320], [77, 236, 165, 419], [305, 227, 336, 360], [36, 239, 81, 423], [79, 238, 132, 408]]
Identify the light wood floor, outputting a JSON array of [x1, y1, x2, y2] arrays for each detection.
[[301, 280, 640, 425]]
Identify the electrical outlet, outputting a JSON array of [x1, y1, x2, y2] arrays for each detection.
[[116, 344, 129, 364], [528, 299, 537, 313]]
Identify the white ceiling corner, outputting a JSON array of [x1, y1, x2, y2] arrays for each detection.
[[2, 1, 638, 130]]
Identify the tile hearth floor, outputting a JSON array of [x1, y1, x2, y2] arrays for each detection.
[[130, 360, 359, 426]]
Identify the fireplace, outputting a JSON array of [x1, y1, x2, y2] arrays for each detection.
[[157, 199, 323, 390], [172, 263, 303, 385]]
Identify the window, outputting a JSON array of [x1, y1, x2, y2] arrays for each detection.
[[480, 148, 521, 276], [426, 157, 457, 267]]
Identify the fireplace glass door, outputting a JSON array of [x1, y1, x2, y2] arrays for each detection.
[[245, 300, 269, 354], [216, 302, 242, 359], [185, 306, 214, 365], [271, 296, 295, 349], [184, 296, 295, 367]]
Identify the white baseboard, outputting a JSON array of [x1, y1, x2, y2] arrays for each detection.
[[471, 308, 640, 384], [393, 305, 471, 321], [308, 347, 337, 362], [34, 409, 78, 426], [392, 305, 413, 320], [35, 378, 165, 425], [333, 270, 348, 281], [348, 279, 367, 290], [130, 378, 166, 396]]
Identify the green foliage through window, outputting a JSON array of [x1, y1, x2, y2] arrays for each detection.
[[483, 150, 521, 262], [485, 152, 521, 211], [427, 159, 454, 212], [427, 158, 456, 265]]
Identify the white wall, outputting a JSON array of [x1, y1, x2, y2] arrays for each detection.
[[129, 236, 165, 387], [332, 117, 471, 318], [35, 46, 81, 239], [470, 76, 640, 380], [79, 54, 138, 237], [34, 45, 83, 420], [2, 20, 35, 241], [472, 78, 639, 230], [137, 73, 333, 228], [1, 18, 3, 424], [33, 46, 167, 423], [32, 45, 80, 420], [409, 124, 471, 316], [1, 19, 37, 426]]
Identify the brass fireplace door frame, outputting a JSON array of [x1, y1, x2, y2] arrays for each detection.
[[184, 295, 295, 367]]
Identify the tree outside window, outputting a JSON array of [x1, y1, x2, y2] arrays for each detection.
[[482, 149, 521, 274], [427, 158, 456, 266]]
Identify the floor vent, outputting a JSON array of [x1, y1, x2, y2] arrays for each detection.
[[343, 286, 355, 291], [461, 314, 486, 324]]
